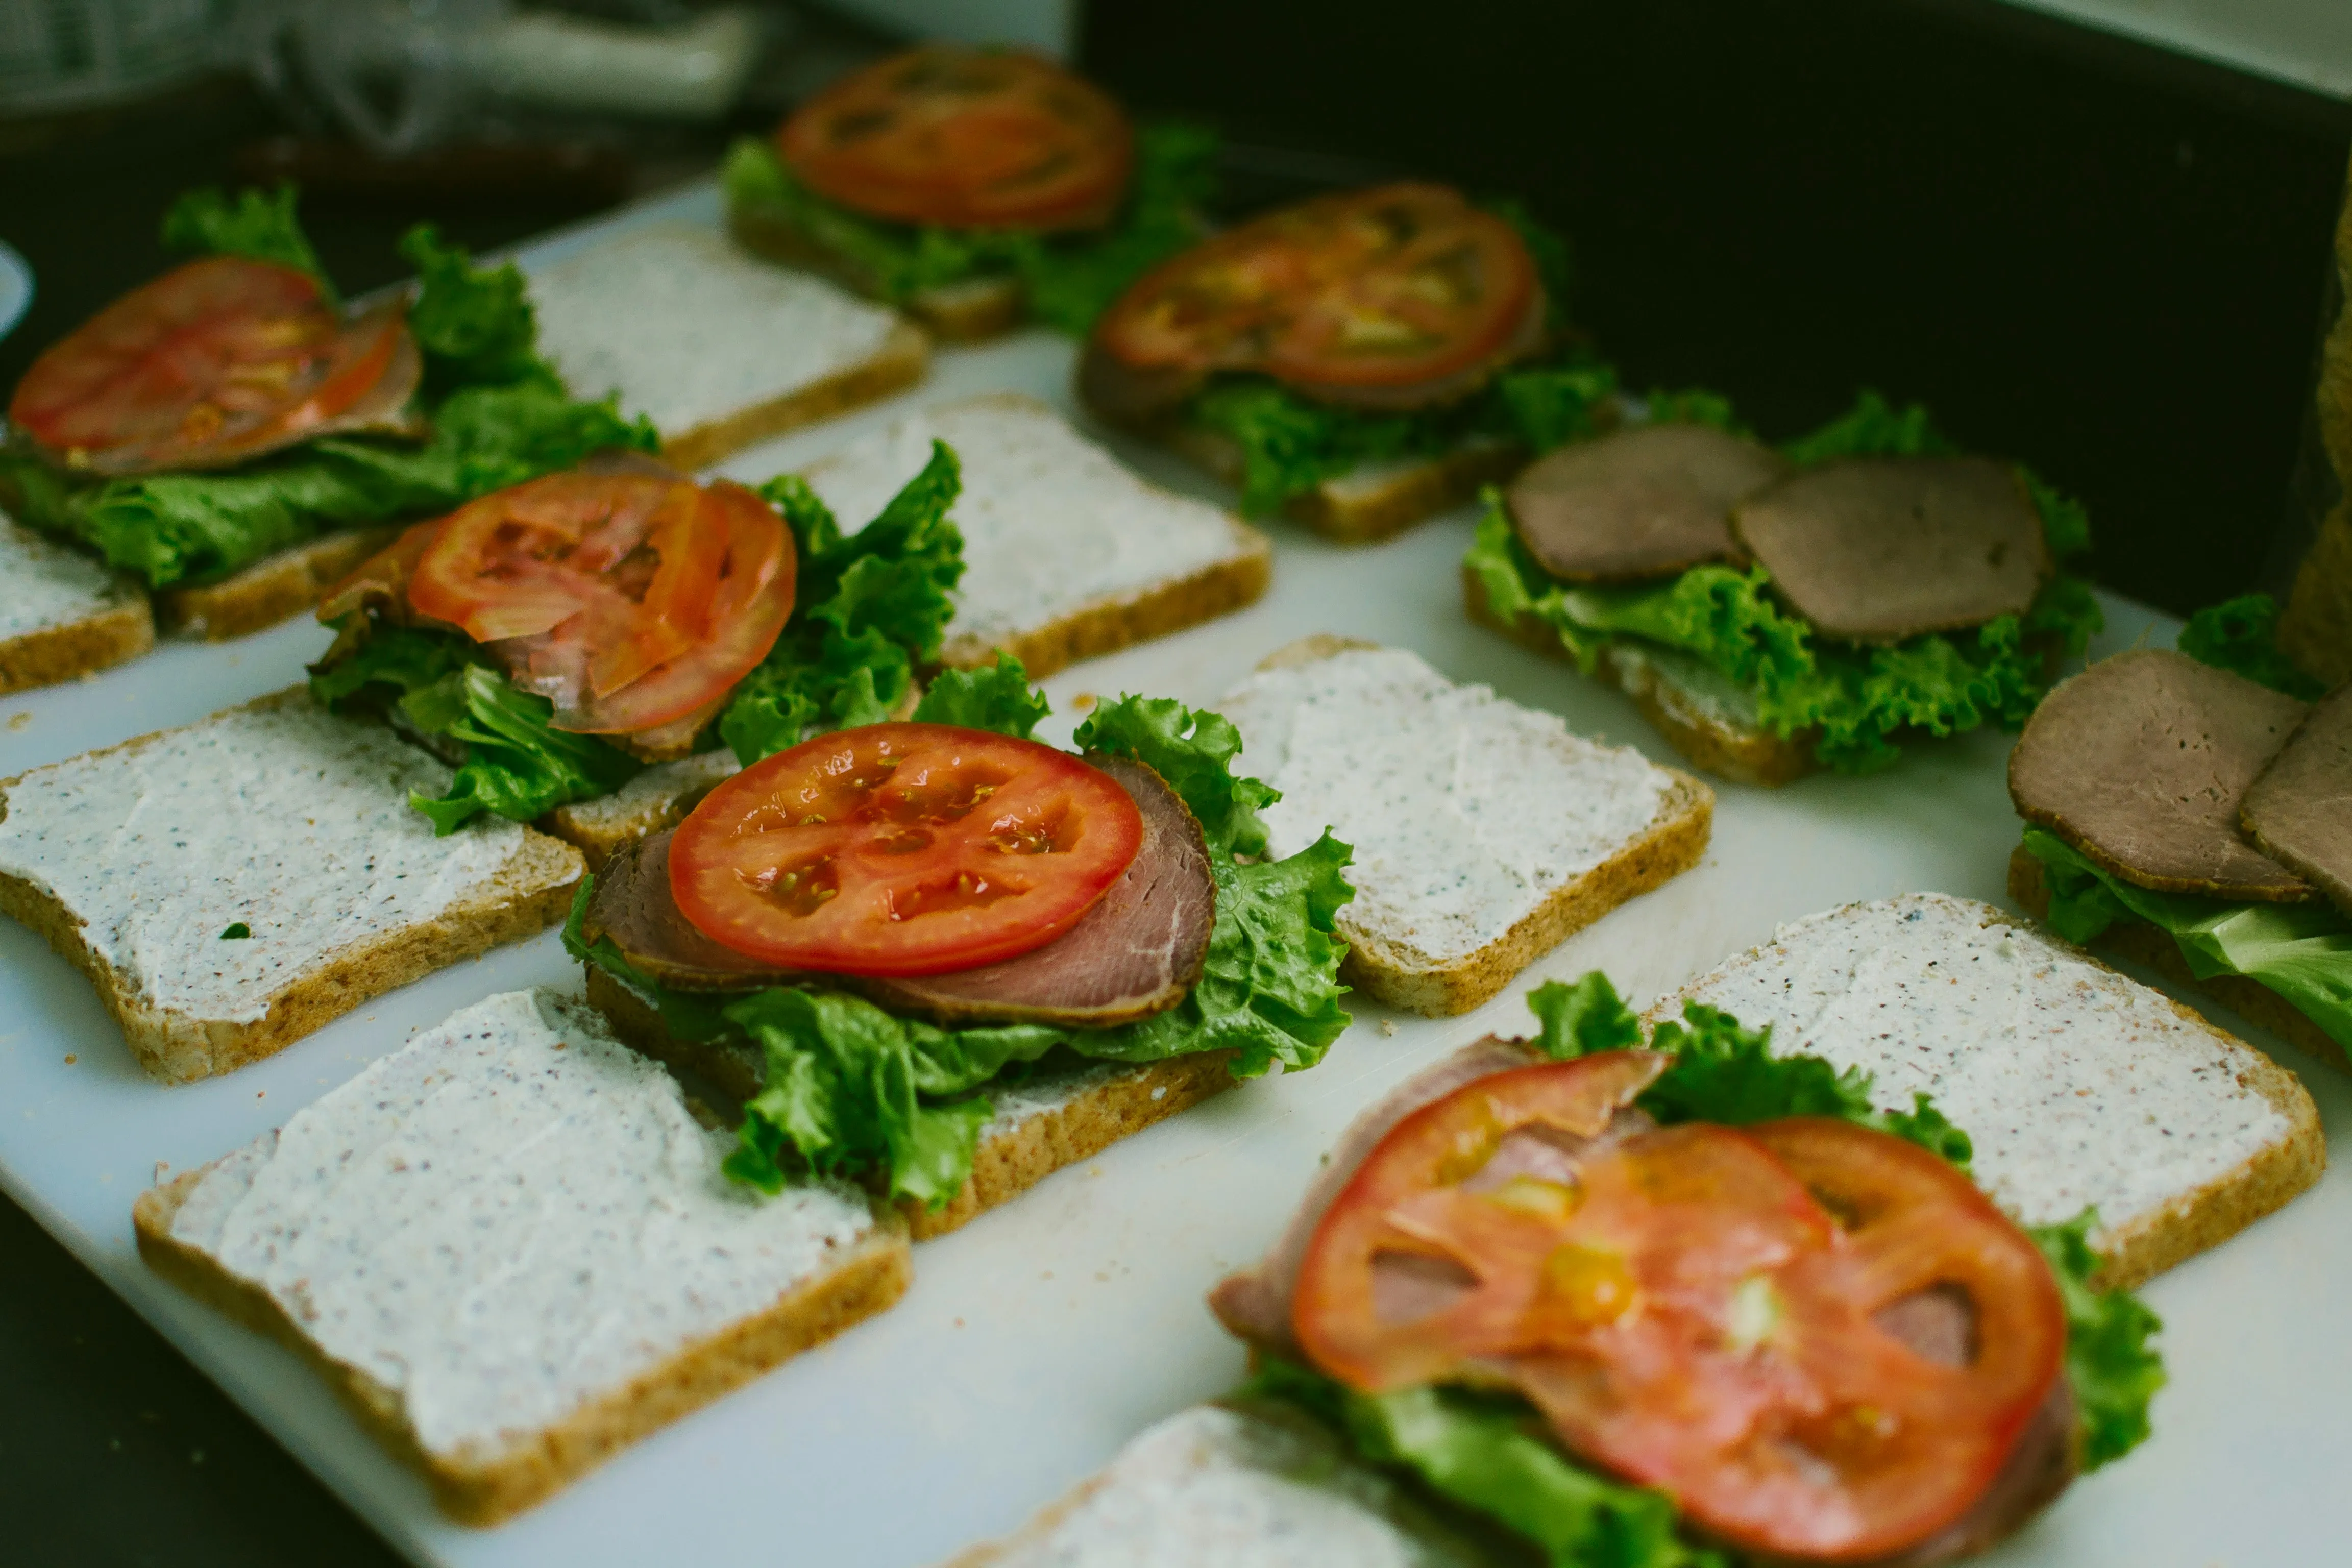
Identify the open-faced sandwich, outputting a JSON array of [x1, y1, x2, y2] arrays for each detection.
[[2006, 623, 2351, 1074], [959, 975, 2167, 1567], [725, 43, 1216, 342], [567, 662, 1356, 1237], [1465, 391, 2103, 782], [1079, 181, 1619, 541], [0, 186, 647, 660]]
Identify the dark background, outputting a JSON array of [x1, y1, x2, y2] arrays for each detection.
[[2, 2, 2347, 1563]]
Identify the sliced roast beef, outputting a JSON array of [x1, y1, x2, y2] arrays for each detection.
[[584, 754, 1216, 1028], [2011, 649, 2313, 900], [1730, 456, 2051, 642], [2242, 683, 2352, 916], [1507, 422, 1788, 583], [855, 754, 1215, 1028]]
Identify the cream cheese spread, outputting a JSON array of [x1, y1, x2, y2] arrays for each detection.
[[1675, 893, 2293, 1237], [0, 515, 127, 641], [1220, 646, 1673, 964], [0, 696, 545, 1023], [799, 395, 1255, 645], [527, 223, 899, 442], [167, 988, 879, 1459], [983, 1404, 1485, 1567]]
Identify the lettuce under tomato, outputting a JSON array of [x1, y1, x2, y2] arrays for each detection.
[[909, 652, 1051, 738], [569, 690, 1355, 1208], [160, 184, 333, 298], [2021, 828, 2352, 1053], [3, 194, 652, 588], [723, 121, 1218, 335]]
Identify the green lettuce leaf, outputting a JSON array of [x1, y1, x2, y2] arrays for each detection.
[[2029, 1210, 2166, 1469], [2022, 828, 2352, 1050], [1638, 386, 1748, 435], [2177, 593, 2328, 699], [719, 444, 966, 764], [1779, 388, 1959, 464], [910, 652, 1050, 738], [1244, 1358, 1720, 1568], [1072, 692, 1279, 859], [161, 184, 333, 297], [400, 223, 543, 396]]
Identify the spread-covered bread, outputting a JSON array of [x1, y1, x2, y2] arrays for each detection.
[[1504, 421, 1788, 582]]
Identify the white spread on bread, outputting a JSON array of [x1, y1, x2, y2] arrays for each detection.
[[799, 394, 1252, 645], [0, 514, 128, 640], [1219, 646, 1671, 964], [0, 697, 535, 1022], [527, 223, 899, 441], [979, 1404, 1484, 1567], [1675, 893, 2291, 1238], [163, 988, 876, 1458]]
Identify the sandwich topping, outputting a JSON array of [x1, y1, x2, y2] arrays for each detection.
[[1506, 421, 1790, 583], [1086, 184, 1544, 419], [777, 45, 1135, 232], [2240, 684, 2352, 916], [9, 255, 421, 478]]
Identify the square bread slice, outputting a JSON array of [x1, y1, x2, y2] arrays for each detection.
[[1464, 565, 1818, 786], [1659, 892, 2324, 1289], [796, 393, 1272, 679], [134, 987, 910, 1525], [0, 514, 153, 692], [583, 965, 1236, 1241], [1217, 637, 1713, 1017], [527, 222, 927, 471], [1166, 425, 1526, 545], [0, 689, 581, 1082], [944, 1401, 1501, 1567], [154, 524, 405, 641], [2008, 844, 2349, 1075]]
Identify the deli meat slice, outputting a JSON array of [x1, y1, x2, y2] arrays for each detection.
[[2011, 649, 2313, 900], [1507, 422, 1788, 583], [2242, 684, 2352, 917], [583, 754, 1215, 1029]]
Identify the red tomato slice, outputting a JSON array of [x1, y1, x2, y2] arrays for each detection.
[[669, 723, 1145, 977], [9, 256, 418, 476], [399, 469, 795, 740], [778, 45, 1134, 231], [1292, 1063, 2067, 1562], [1092, 184, 1540, 402]]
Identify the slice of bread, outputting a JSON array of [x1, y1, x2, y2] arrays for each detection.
[[945, 1401, 1504, 1567], [154, 524, 407, 641], [2008, 844, 2349, 1075], [0, 689, 581, 1082], [1167, 425, 1524, 544], [729, 206, 1025, 342], [546, 750, 743, 872], [796, 394, 1271, 680], [584, 965, 1235, 1241], [0, 515, 153, 691], [1659, 892, 2324, 1289], [528, 222, 928, 472], [1218, 637, 1712, 1017], [1464, 563, 1818, 786], [134, 987, 910, 1525]]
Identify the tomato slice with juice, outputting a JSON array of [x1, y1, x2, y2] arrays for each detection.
[[669, 723, 1145, 977]]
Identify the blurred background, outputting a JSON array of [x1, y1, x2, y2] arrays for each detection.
[[0, 2, 2346, 1561]]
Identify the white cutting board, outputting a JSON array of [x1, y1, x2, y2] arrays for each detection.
[[2, 184, 2344, 1568]]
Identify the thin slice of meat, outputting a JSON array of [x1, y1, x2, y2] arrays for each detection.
[[2242, 684, 2352, 917], [1731, 456, 2051, 643], [1507, 422, 1790, 583], [583, 829, 810, 991], [856, 754, 1214, 1027], [2011, 649, 2313, 900]]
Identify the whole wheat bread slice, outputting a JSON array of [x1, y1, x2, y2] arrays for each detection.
[[0, 689, 581, 1082], [1660, 892, 2324, 1289], [1219, 636, 1712, 1016], [2009, 844, 2349, 1076], [156, 525, 407, 641], [730, 206, 1026, 342], [1168, 425, 1526, 544], [0, 515, 156, 691], [527, 222, 928, 472], [585, 965, 1236, 1241], [135, 987, 911, 1525]]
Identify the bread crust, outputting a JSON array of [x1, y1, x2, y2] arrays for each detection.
[[0, 591, 153, 693], [156, 526, 406, 641], [0, 689, 584, 1082], [1164, 424, 1525, 544], [134, 1164, 911, 1525], [656, 317, 930, 471], [729, 206, 1025, 342], [584, 965, 1236, 1240]]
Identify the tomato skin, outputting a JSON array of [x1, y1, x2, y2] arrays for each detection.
[[778, 45, 1133, 232], [670, 723, 1146, 978], [1290, 1060, 2068, 1563], [1090, 184, 1541, 408]]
